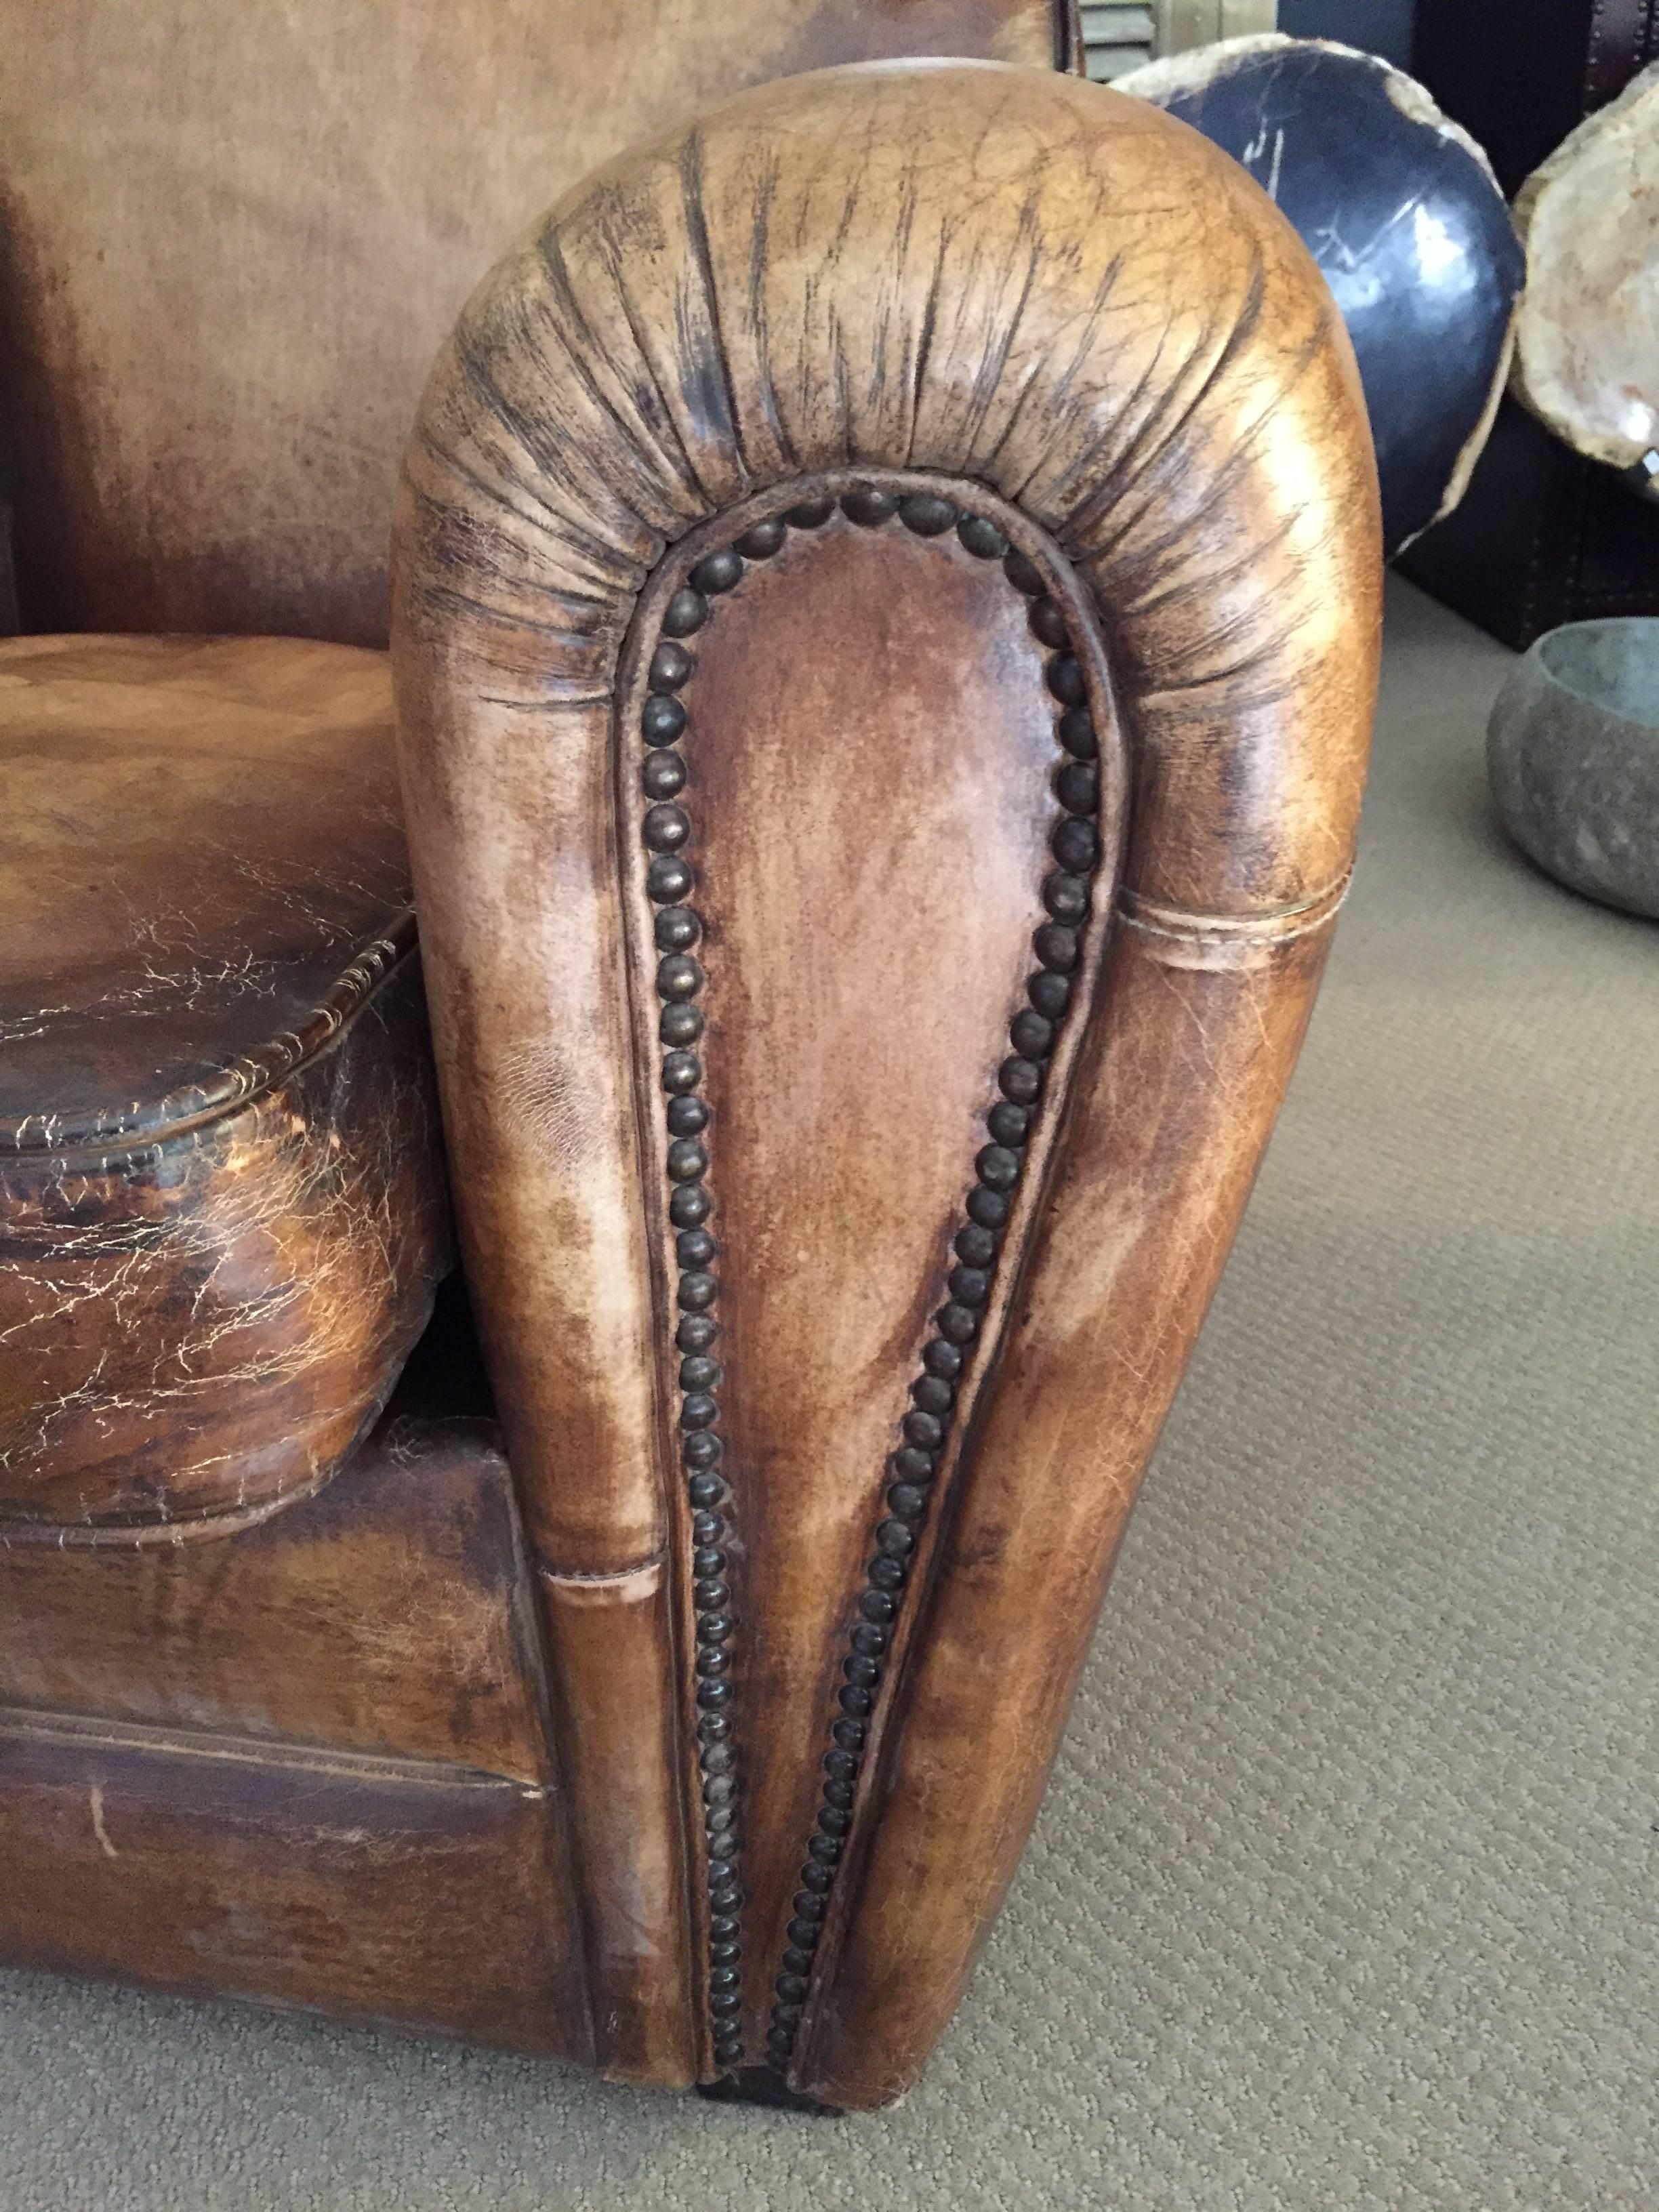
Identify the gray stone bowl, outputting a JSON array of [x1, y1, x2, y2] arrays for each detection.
[[1488, 617, 1659, 920]]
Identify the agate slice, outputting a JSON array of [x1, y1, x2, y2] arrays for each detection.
[[1118, 35, 1525, 555], [1511, 62, 1659, 492]]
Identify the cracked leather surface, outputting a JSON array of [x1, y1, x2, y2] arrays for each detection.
[[0, 636, 451, 1540]]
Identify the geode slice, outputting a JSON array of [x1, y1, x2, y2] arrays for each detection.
[[1511, 62, 1659, 485], [1118, 35, 1525, 557]]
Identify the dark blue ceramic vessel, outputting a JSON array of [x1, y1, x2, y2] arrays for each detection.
[[1124, 39, 1525, 556]]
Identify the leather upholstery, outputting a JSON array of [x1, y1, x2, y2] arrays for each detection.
[[393, 60, 1380, 2102], [0, 636, 451, 1542], [0, 7, 1379, 2108], [0, 0, 1061, 648]]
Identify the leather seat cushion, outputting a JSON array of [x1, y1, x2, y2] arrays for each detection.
[[0, 635, 451, 1543]]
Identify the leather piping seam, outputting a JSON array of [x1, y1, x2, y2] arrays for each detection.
[[0, 1706, 545, 1795], [1, 909, 420, 1160], [0, 1465, 332, 1553], [1118, 871, 1351, 945], [537, 1555, 667, 1588]]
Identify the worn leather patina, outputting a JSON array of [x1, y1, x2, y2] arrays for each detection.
[[393, 60, 1380, 2103], [0, 0, 1061, 647], [0, 14, 1382, 2109], [0, 636, 451, 1542]]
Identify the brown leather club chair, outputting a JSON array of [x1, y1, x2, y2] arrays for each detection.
[[0, 5, 1380, 2109]]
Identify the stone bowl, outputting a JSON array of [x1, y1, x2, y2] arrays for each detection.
[[1488, 618, 1659, 920]]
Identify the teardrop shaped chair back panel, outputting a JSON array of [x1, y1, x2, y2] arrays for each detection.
[[392, 60, 1382, 2108], [0, 0, 1064, 647]]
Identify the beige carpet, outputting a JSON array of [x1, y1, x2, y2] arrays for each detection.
[[3, 581, 1655, 2209]]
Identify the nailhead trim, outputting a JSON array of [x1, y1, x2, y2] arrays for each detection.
[[639, 553, 762, 2081], [639, 484, 1105, 2083], [760, 487, 1106, 2075]]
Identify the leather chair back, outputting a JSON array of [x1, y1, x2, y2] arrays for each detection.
[[0, 0, 1065, 646]]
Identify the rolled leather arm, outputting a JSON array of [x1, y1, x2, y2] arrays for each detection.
[[393, 59, 1379, 2103]]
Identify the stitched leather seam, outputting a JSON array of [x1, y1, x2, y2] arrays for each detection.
[[1, 911, 419, 1159], [1118, 872, 1351, 943]]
